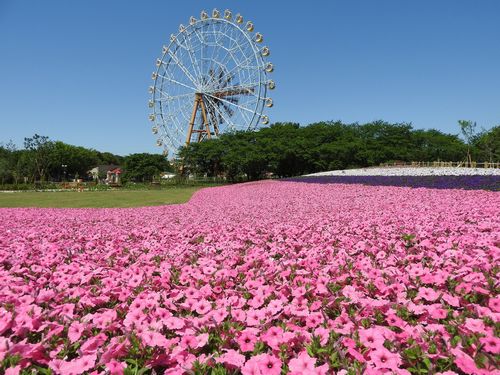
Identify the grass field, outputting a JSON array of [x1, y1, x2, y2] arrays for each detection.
[[0, 187, 201, 208]]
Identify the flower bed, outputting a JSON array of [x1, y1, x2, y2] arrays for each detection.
[[289, 175, 500, 191], [0, 181, 499, 374], [305, 167, 500, 177]]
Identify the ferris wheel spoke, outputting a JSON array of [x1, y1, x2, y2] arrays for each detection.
[[204, 92, 264, 118], [170, 115, 188, 136], [217, 31, 250, 73], [160, 103, 192, 129], [204, 95, 237, 131], [163, 99, 193, 121], [208, 82, 258, 93], [156, 90, 193, 102], [176, 33, 204, 84], [208, 23, 221, 73], [212, 26, 241, 76], [157, 91, 193, 102], [220, 22, 259, 71], [216, 43, 261, 86], [191, 26, 204, 46], [164, 48, 199, 86], [158, 74, 197, 92]]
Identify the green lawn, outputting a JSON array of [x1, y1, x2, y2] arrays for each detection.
[[0, 187, 202, 208]]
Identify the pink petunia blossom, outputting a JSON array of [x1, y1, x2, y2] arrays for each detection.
[[195, 299, 212, 315], [261, 326, 284, 350], [453, 350, 481, 375], [68, 321, 85, 343], [5, 366, 20, 375], [305, 312, 323, 328], [254, 353, 282, 375], [464, 318, 485, 334], [369, 347, 401, 370], [241, 359, 262, 375], [417, 287, 440, 302], [237, 330, 258, 352], [479, 336, 500, 354], [106, 360, 127, 375], [216, 349, 246, 369], [489, 297, 500, 312], [288, 352, 316, 374], [358, 327, 385, 349]]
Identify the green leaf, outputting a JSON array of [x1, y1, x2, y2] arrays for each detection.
[[423, 357, 432, 369]]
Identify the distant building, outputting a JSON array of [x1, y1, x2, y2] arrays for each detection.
[[161, 172, 176, 179], [88, 165, 122, 184], [107, 168, 122, 184]]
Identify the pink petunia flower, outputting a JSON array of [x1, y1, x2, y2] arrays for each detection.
[[453, 351, 480, 375], [369, 347, 401, 370], [106, 360, 127, 375], [0, 309, 13, 335], [464, 318, 485, 334], [314, 326, 330, 345], [288, 352, 316, 374], [237, 330, 258, 352], [441, 293, 460, 307], [306, 312, 323, 328], [417, 287, 440, 302], [180, 334, 198, 349], [428, 306, 448, 320], [479, 336, 500, 355], [195, 299, 212, 315], [210, 308, 228, 324], [241, 359, 262, 375], [488, 297, 500, 312], [267, 299, 283, 315], [164, 316, 185, 330], [261, 326, 284, 350], [67, 321, 85, 343], [216, 349, 246, 369], [5, 366, 20, 375], [255, 353, 282, 375], [358, 327, 385, 349]]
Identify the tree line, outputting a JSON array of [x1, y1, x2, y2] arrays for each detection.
[[178, 120, 500, 180], [0, 135, 172, 185], [2, 121, 498, 185]]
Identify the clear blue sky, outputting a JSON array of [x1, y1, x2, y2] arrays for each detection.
[[1, 0, 499, 155]]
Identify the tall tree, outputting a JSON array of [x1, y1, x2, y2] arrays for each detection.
[[23, 134, 54, 182], [458, 120, 477, 164], [473, 125, 500, 163], [122, 153, 173, 182]]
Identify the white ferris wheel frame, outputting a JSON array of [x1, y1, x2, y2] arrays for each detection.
[[148, 9, 274, 156]]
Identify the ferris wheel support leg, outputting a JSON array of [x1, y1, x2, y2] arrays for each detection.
[[186, 94, 200, 145], [199, 97, 211, 141]]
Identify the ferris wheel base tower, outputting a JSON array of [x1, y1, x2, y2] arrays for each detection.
[[186, 93, 219, 145]]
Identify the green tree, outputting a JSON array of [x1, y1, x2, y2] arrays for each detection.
[[458, 120, 477, 164], [122, 153, 172, 182], [178, 120, 474, 179], [473, 125, 500, 163], [48, 141, 99, 180], [23, 134, 54, 182], [411, 129, 466, 162], [0, 142, 16, 184]]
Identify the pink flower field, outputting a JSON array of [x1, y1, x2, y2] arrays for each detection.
[[0, 181, 499, 375]]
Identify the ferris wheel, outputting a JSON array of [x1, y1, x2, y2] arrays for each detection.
[[148, 9, 275, 156]]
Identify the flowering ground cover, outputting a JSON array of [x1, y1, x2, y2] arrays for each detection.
[[289, 175, 500, 191], [0, 181, 499, 374]]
